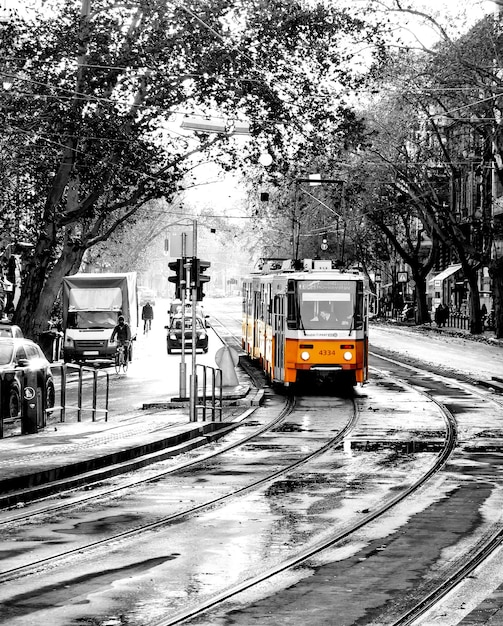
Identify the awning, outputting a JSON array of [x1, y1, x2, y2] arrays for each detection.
[[428, 264, 462, 284]]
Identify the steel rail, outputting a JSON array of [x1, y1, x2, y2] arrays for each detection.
[[151, 367, 457, 626], [367, 351, 503, 626], [0, 394, 359, 584]]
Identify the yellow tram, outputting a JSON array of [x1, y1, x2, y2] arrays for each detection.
[[242, 259, 369, 387]]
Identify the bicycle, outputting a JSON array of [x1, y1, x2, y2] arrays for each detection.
[[114, 343, 129, 374]]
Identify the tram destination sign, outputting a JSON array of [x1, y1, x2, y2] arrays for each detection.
[[299, 280, 353, 292]]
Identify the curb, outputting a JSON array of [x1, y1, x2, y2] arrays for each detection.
[[0, 421, 238, 509]]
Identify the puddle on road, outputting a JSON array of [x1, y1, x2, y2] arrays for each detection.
[[58, 513, 141, 535], [273, 422, 312, 433], [346, 440, 445, 453]]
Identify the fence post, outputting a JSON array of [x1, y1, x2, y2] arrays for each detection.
[[104, 371, 109, 421], [92, 369, 98, 421], [77, 366, 83, 422], [60, 364, 67, 422]]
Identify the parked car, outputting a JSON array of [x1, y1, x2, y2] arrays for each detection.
[[0, 338, 55, 419], [166, 315, 208, 354], [0, 323, 24, 339]]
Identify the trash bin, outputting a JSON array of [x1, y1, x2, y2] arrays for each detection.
[[38, 330, 62, 363]]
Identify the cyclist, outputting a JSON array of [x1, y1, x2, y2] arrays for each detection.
[[111, 315, 132, 361], [141, 301, 154, 334]]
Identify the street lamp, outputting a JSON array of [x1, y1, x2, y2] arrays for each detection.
[[259, 152, 273, 167]]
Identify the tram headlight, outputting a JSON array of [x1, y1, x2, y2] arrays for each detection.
[[300, 351, 310, 361], [343, 351, 353, 361]]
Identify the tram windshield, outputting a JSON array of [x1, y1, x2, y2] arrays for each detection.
[[292, 279, 363, 331]]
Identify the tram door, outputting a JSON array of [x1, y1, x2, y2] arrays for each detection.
[[273, 294, 286, 381], [252, 289, 260, 360]]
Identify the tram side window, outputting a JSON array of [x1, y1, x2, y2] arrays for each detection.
[[354, 282, 364, 329], [265, 284, 272, 325], [287, 280, 297, 329]]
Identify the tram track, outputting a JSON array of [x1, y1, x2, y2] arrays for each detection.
[[368, 351, 503, 626], [149, 365, 458, 626], [0, 392, 361, 587], [3, 310, 502, 626], [143, 350, 503, 626], [147, 312, 503, 626]]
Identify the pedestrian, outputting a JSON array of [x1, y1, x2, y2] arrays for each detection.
[[434, 303, 444, 327], [440, 303, 449, 327], [141, 301, 154, 333]]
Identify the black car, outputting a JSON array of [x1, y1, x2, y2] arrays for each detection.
[[166, 315, 209, 354], [0, 338, 55, 419]]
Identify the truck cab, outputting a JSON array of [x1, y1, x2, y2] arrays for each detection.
[[62, 273, 138, 363]]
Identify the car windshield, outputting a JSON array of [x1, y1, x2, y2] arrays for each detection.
[[67, 311, 117, 329], [0, 344, 14, 365], [172, 318, 203, 330]]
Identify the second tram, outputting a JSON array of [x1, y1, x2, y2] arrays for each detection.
[[242, 259, 369, 387]]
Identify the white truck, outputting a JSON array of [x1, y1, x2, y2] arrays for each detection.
[[62, 272, 138, 363]]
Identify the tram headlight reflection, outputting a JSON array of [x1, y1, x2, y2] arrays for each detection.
[[343, 351, 353, 361], [301, 351, 310, 361]]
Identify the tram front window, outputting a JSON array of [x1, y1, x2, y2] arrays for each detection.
[[297, 280, 359, 330]]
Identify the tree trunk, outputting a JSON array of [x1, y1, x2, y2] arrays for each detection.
[[14, 241, 85, 341], [414, 273, 431, 324]]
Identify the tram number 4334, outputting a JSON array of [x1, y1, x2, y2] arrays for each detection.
[[319, 349, 338, 356]]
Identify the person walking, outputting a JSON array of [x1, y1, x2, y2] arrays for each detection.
[[440, 302, 449, 327], [434, 303, 444, 327], [142, 301, 154, 333]]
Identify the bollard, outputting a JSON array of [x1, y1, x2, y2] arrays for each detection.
[[21, 370, 41, 434]]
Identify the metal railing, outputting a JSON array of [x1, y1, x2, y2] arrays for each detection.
[[193, 364, 223, 422], [52, 363, 110, 423], [0, 363, 109, 438], [447, 312, 471, 330]]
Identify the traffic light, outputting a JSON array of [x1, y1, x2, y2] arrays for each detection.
[[190, 258, 211, 301], [168, 258, 186, 299]]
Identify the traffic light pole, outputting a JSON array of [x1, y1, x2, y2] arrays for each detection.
[[189, 220, 198, 421], [179, 233, 187, 399]]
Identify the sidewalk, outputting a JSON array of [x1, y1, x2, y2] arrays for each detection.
[[0, 380, 264, 509], [370, 319, 503, 389]]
